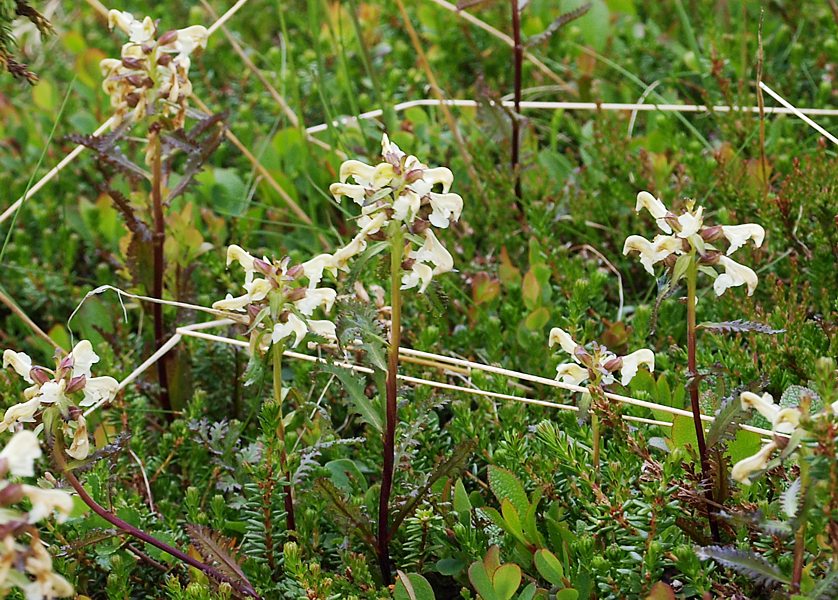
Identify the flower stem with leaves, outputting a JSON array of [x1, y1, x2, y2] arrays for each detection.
[[272, 340, 296, 534], [377, 223, 404, 584]]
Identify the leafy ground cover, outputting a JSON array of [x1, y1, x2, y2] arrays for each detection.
[[0, 1, 836, 598]]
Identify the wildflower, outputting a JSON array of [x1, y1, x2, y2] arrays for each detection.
[[2, 341, 118, 460], [731, 391, 838, 484], [623, 191, 764, 296], [0, 431, 41, 478], [23, 541, 74, 599], [100, 9, 208, 129], [327, 134, 463, 293], [213, 245, 336, 350], [548, 327, 655, 387], [20, 486, 74, 524]]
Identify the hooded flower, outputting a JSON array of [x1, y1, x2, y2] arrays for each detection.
[[548, 328, 654, 387], [100, 10, 208, 129], [2, 342, 117, 460], [731, 390, 838, 484], [327, 134, 463, 294], [212, 245, 337, 350], [623, 191, 764, 297], [0, 431, 42, 478]]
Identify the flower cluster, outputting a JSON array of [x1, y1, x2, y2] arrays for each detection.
[[623, 191, 765, 296], [99, 10, 208, 129], [0, 431, 74, 599], [326, 134, 462, 293], [2, 341, 119, 460], [212, 245, 336, 351], [548, 328, 655, 388], [731, 391, 838, 484]]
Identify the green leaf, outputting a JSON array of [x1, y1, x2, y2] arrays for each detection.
[[555, 590, 579, 600], [469, 561, 499, 600], [324, 458, 367, 492], [522, 270, 541, 310], [726, 429, 762, 465], [524, 307, 551, 331], [394, 571, 436, 600], [671, 254, 692, 286], [534, 549, 564, 586], [500, 500, 527, 543], [516, 583, 539, 600], [706, 392, 744, 449], [488, 466, 529, 517], [322, 363, 383, 433], [698, 546, 789, 585], [454, 479, 471, 514], [669, 415, 699, 462], [493, 563, 522, 600]]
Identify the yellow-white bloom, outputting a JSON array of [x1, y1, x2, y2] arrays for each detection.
[[65, 415, 90, 461], [23, 541, 74, 599], [21, 486, 74, 524], [731, 442, 778, 485], [622, 235, 681, 275], [635, 191, 671, 232], [722, 224, 765, 255], [401, 230, 455, 293], [2, 351, 33, 384], [548, 328, 654, 387], [714, 255, 758, 296], [272, 314, 309, 349], [0, 431, 42, 477]]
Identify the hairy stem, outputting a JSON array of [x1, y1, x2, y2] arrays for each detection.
[[53, 443, 259, 598], [686, 257, 720, 542], [149, 128, 171, 418], [377, 226, 404, 584], [273, 341, 296, 534], [591, 406, 601, 476], [791, 456, 810, 594], [510, 0, 523, 204]]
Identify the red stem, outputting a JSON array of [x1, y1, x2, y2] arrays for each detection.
[[150, 128, 172, 418], [510, 0, 523, 203]]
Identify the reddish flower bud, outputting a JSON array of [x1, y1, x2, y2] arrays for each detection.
[[121, 56, 144, 69], [0, 482, 24, 505], [664, 212, 681, 232], [65, 375, 87, 394], [30, 367, 52, 386], [401, 258, 416, 270], [602, 356, 623, 372], [404, 169, 424, 184], [126, 74, 146, 87], [253, 258, 273, 276], [125, 93, 141, 108], [68, 406, 84, 421], [698, 251, 721, 266], [286, 264, 304, 280], [574, 346, 593, 368], [157, 53, 173, 67], [411, 219, 430, 234], [247, 304, 261, 319], [285, 287, 307, 302], [700, 225, 724, 242], [157, 30, 179, 46]]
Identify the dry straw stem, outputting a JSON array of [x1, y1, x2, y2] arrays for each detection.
[[305, 98, 838, 135], [759, 81, 838, 146], [189, 96, 325, 242], [168, 323, 777, 439], [0, 288, 65, 354], [196, 0, 345, 159], [393, 0, 483, 191], [426, 0, 569, 88]]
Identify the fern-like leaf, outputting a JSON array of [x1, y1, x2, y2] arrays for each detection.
[[526, 3, 592, 47], [706, 387, 747, 448], [697, 545, 788, 586], [699, 320, 785, 335], [185, 524, 257, 598], [780, 477, 801, 519], [810, 570, 838, 600]]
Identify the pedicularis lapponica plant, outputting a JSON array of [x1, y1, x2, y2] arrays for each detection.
[[0, 2, 836, 599]]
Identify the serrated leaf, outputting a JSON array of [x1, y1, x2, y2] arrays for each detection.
[[526, 4, 592, 47], [313, 478, 375, 548], [810, 570, 838, 600], [185, 524, 257, 598], [706, 390, 744, 448], [698, 545, 789, 586], [780, 477, 801, 519], [322, 363, 383, 433], [699, 320, 785, 335], [487, 466, 529, 517]]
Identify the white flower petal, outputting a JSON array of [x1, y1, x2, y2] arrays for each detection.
[[212, 293, 252, 312], [619, 349, 655, 386], [69, 340, 100, 379], [392, 190, 421, 222], [21, 485, 74, 523], [422, 167, 454, 193], [676, 206, 703, 238], [329, 182, 368, 206], [548, 328, 578, 355], [272, 314, 308, 348], [428, 192, 463, 228], [0, 397, 41, 431], [731, 442, 777, 485], [401, 263, 434, 293], [37, 380, 66, 405], [295, 288, 336, 316], [66, 416, 90, 460], [302, 253, 336, 288], [3, 350, 34, 383], [555, 363, 589, 386], [740, 391, 779, 423], [722, 223, 765, 255], [80, 376, 119, 408], [714, 255, 758, 296], [411, 229, 454, 275], [307, 319, 336, 339], [635, 191, 672, 233], [0, 431, 42, 477]]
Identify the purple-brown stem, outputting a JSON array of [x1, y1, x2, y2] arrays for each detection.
[[377, 227, 404, 584], [272, 342, 296, 533], [510, 0, 523, 204], [53, 443, 259, 598], [149, 128, 172, 419], [686, 258, 720, 542]]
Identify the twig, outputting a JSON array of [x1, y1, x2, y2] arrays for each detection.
[[206, 0, 251, 37], [759, 81, 838, 145]]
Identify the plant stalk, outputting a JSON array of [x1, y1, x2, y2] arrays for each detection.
[[686, 257, 720, 542], [791, 456, 810, 594], [149, 128, 171, 418], [53, 443, 259, 598], [273, 341, 296, 533], [591, 406, 601, 476], [377, 227, 404, 584], [510, 0, 523, 204]]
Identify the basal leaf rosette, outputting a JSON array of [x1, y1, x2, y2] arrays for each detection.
[[100, 9, 208, 129], [212, 245, 337, 352], [623, 191, 765, 296], [548, 327, 655, 388], [325, 134, 462, 293], [0, 431, 74, 598], [2, 341, 118, 460]]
